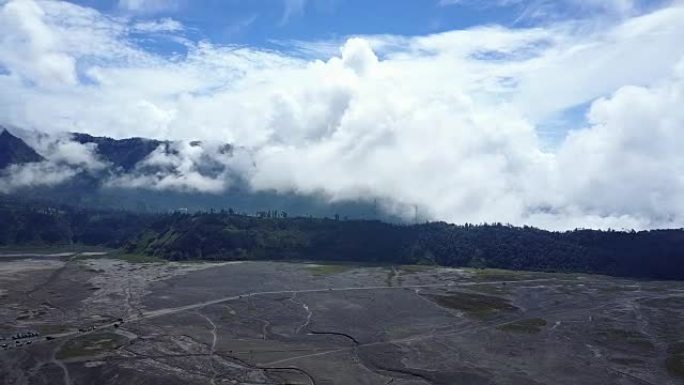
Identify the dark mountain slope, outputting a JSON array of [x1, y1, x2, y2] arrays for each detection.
[[71, 133, 165, 171], [0, 129, 44, 169]]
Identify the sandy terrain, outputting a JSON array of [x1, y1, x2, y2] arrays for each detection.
[[1, 255, 683, 385]]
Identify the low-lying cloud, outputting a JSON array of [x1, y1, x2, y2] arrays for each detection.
[[0, 162, 76, 193], [106, 140, 253, 193], [0, 128, 109, 192], [1, 0, 684, 230]]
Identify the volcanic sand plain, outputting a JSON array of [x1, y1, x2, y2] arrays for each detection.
[[1, 253, 684, 385]]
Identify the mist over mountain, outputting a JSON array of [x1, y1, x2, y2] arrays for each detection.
[[71, 133, 165, 172], [0, 128, 391, 220], [0, 128, 44, 169]]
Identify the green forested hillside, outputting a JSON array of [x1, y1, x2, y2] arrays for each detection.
[[2, 198, 684, 280], [0, 198, 156, 248]]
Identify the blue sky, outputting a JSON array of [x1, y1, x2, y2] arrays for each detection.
[[65, 0, 672, 53], [68, 0, 519, 46]]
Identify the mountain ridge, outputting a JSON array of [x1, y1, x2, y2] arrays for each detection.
[[0, 128, 45, 169], [0, 128, 389, 220], [71, 132, 166, 172]]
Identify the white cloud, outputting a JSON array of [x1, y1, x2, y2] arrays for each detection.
[[0, 129, 107, 192], [514, 4, 684, 122], [105, 140, 250, 193], [440, 0, 643, 21], [565, 0, 637, 15], [0, 162, 77, 193], [1, 0, 684, 230], [553, 64, 684, 227], [132, 17, 183, 33], [118, 0, 179, 14], [0, 0, 77, 87], [44, 139, 107, 169], [281, 0, 306, 24], [224, 14, 258, 37]]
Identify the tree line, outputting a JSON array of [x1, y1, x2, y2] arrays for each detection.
[[2, 197, 684, 280]]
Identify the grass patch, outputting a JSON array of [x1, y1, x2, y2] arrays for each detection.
[[669, 342, 684, 355], [642, 297, 684, 309], [467, 284, 511, 295], [385, 268, 398, 287], [57, 332, 127, 359], [35, 324, 71, 335], [70, 255, 100, 262], [384, 325, 417, 339], [498, 318, 547, 334], [595, 328, 655, 352], [386, 265, 436, 286], [307, 264, 355, 276], [666, 342, 684, 379], [470, 269, 534, 281], [71, 250, 164, 264], [666, 354, 684, 378], [425, 292, 517, 318], [609, 357, 645, 366], [399, 265, 435, 274], [114, 253, 165, 264], [597, 328, 648, 340], [598, 285, 640, 293], [0, 245, 111, 255]]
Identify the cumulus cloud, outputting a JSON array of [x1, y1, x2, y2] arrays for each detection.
[[1, 0, 684, 230], [107, 140, 253, 193], [554, 65, 684, 227], [0, 0, 77, 87]]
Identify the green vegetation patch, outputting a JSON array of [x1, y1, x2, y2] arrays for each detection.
[[71, 250, 164, 264], [425, 292, 517, 317], [595, 328, 655, 352], [399, 265, 435, 274], [668, 342, 684, 355], [385, 268, 398, 287], [598, 328, 645, 339], [57, 332, 127, 359], [666, 342, 684, 379], [467, 284, 511, 295], [597, 328, 651, 343], [35, 324, 71, 335], [471, 269, 534, 281], [384, 325, 418, 340], [498, 318, 547, 334], [0, 245, 112, 255], [598, 285, 640, 293], [642, 297, 684, 309], [666, 354, 684, 378], [609, 357, 645, 366], [307, 264, 355, 276], [114, 253, 165, 264]]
